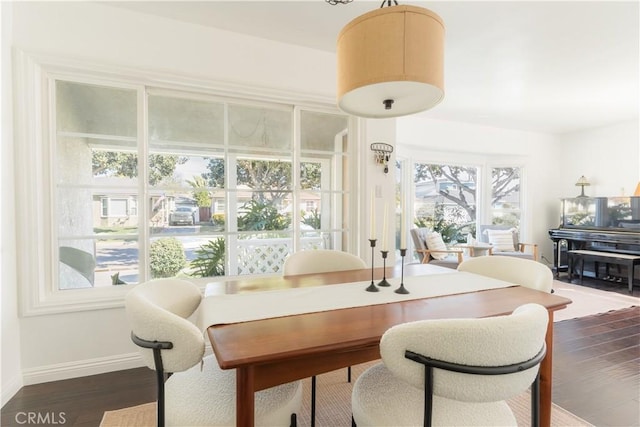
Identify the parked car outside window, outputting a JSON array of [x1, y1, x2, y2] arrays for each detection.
[[169, 206, 195, 226]]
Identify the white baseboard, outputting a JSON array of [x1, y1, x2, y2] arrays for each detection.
[[21, 352, 145, 386], [19, 344, 213, 387], [2, 373, 24, 407], [8, 345, 214, 405]]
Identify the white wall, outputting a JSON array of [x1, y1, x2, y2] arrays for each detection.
[[1, 1, 24, 406], [557, 120, 640, 197], [11, 2, 336, 99]]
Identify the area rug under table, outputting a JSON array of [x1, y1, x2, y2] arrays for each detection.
[[101, 362, 593, 427], [551, 280, 639, 322]]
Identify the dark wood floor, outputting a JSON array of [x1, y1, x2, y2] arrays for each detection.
[[2, 281, 638, 427]]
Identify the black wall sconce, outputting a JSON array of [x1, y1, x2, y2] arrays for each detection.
[[371, 142, 394, 174]]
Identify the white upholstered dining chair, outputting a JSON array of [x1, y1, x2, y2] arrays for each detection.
[[457, 255, 554, 293], [125, 278, 302, 427], [282, 249, 366, 427], [352, 303, 549, 426], [282, 249, 366, 275]]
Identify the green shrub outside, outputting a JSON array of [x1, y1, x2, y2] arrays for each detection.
[[149, 237, 186, 278], [211, 213, 226, 227], [190, 238, 225, 278], [237, 199, 290, 231], [301, 209, 321, 229]]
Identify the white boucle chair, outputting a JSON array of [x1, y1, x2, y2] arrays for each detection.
[[126, 278, 302, 427], [352, 303, 549, 427], [282, 249, 366, 276], [283, 249, 366, 427], [457, 255, 554, 293]]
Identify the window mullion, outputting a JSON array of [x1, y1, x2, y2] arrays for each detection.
[[292, 107, 301, 252], [138, 88, 150, 282]]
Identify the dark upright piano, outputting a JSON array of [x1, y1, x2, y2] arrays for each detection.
[[549, 196, 640, 286]]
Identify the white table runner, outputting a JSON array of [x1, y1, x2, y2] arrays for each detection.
[[197, 271, 514, 331]]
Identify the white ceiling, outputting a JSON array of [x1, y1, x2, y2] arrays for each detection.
[[106, 1, 639, 135]]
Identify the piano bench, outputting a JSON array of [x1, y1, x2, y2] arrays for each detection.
[[568, 250, 640, 294]]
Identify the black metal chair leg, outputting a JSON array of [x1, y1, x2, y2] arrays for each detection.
[[347, 366, 352, 383], [352, 415, 357, 427], [311, 375, 316, 427], [156, 368, 165, 427], [531, 374, 541, 427], [290, 413, 297, 427]]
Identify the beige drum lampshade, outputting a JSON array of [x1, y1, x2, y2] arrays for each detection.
[[336, 5, 445, 118]]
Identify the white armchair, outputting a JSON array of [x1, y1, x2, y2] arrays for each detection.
[[352, 303, 549, 426], [478, 225, 539, 261], [126, 279, 302, 426], [410, 228, 464, 269]]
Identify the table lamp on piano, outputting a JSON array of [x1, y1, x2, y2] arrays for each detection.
[[575, 175, 590, 198]]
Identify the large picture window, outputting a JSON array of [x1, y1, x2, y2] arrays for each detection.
[[399, 153, 524, 263], [16, 56, 353, 314]]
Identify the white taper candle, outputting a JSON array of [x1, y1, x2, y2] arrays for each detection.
[[370, 189, 375, 240]]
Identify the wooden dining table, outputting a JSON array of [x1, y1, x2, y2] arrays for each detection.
[[202, 264, 571, 427]]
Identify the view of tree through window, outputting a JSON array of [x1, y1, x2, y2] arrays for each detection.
[[491, 167, 521, 227], [412, 163, 522, 244], [54, 79, 350, 290], [413, 163, 477, 243]]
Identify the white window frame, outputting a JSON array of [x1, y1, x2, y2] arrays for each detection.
[[14, 50, 357, 316]]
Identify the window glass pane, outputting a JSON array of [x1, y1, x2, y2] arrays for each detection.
[[149, 196, 220, 237], [237, 158, 292, 192], [147, 154, 223, 191], [55, 80, 139, 291], [149, 95, 224, 151], [237, 192, 292, 232], [148, 154, 224, 237], [301, 110, 348, 152], [300, 161, 322, 190], [57, 186, 95, 237], [299, 109, 350, 252], [147, 95, 226, 271], [56, 81, 136, 137], [301, 229, 329, 250], [413, 163, 476, 243], [188, 236, 226, 278], [58, 237, 140, 290], [148, 235, 226, 279], [228, 104, 291, 151], [95, 237, 139, 285], [300, 190, 321, 230], [58, 241, 96, 290], [491, 167, 521, 227]]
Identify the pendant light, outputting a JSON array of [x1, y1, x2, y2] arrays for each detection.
[[336, 2, 445, 118]]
